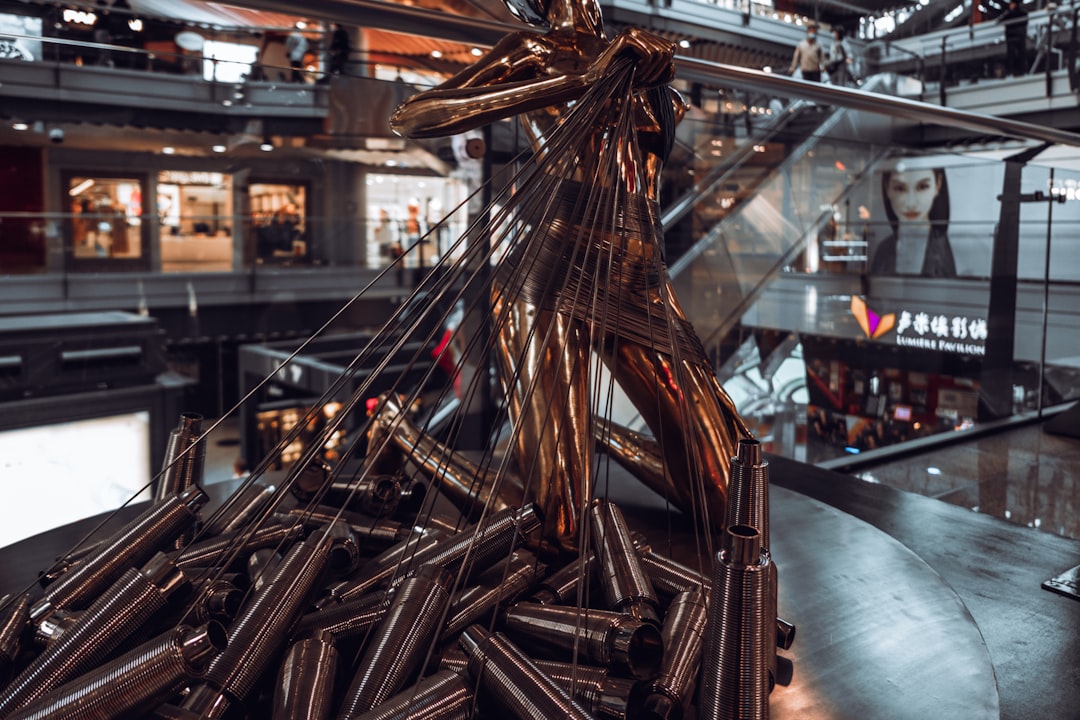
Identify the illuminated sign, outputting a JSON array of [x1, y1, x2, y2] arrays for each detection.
[[158, 171, 225, 186], [851, 296, 987, 356], [850, 297, 895, 340]]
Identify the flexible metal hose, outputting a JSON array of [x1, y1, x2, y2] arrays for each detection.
[[459, 624, 595, 720], [503, 602, 663, 680], [31, 486, 206, 621], [155, 413, 205, 503], [345, 669, 473, 720], [698, 526, 772, 720], [639, 590, 708, 720], [0, 553, 188, 715], [0, 594, 29, 689], [182, 530, 333, 718], [6, 623, 226, 720], [589, 499, 661, 626], [337, 564, 454, 718], [272, 631, 338, 720]]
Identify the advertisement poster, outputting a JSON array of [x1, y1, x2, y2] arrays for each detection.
[[0, 13, 42, 61]]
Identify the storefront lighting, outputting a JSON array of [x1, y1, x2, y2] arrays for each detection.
[[212, 145, 227, 153], [12, 122, 28, 131], [63, 8, 97, 25], [68, 179, 95, 197]]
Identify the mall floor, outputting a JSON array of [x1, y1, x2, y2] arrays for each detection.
[[850, 416, 1080, 541]]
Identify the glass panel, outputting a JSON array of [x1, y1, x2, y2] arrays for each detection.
[[366, 173, 471, 270], [159, 171, 234, 272], [68, 175, 144, 262], [248, 182, 305, 267]]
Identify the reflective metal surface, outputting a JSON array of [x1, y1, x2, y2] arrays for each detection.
[[7, 623, 225, 720], [338, 564, 453, 717], [273, 631, 338, 720], [460, 624, 595, 720], [504, 602, 663, 680], [588, 499, 660, 626]]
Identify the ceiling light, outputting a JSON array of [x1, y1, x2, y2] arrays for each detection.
[[470, 47, 483, 56], [260, 140, 274, 151], [678, 39, 691, 49], [295, 20, 308, 29], [69, 178, 95, 196], [212, 144, 227, 153], [927, 466, 942, 475], [128, 18, 143, 32], [12, 122, 28, 131], [430, 50, 443, 59], [162, 146, 175, 155]]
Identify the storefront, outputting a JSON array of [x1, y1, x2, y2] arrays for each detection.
[[65, 172, 149, 271], [158, 170, 235, 272], [365, 173, 469, 269]]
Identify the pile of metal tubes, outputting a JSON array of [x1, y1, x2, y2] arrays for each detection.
[[0, 415, 794, 720]]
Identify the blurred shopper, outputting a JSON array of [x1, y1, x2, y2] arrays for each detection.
[[999, 0, 1029, 76], [286, 29, 308, 82], [790, 24, 825, 82], [826, 27, 850, 85], [328, 23, 350, 76]]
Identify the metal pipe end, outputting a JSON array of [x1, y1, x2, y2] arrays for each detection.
[[178, 412, 204, 433], [777, 617, 797, 650], [179, 484, 210, 511], [179, 621, 228, 673], [142, 552, 189, 597], [639, 691, 682, 720], [609, 617, 664, 680], [723, 525, 762, 567], [459, 623, 491, 659], [326, 521, 361, 577], [734, 438, 763, 467]]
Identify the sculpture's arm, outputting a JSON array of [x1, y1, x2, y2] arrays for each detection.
[[390, 28, 676, 139]]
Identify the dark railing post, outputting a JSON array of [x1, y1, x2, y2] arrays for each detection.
[[939, 36, 948, 105], [1069, 7, 1079, 92], [1045, 18, 1054, 97]]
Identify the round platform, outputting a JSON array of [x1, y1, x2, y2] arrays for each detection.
[[619, 483, 1000, 719]]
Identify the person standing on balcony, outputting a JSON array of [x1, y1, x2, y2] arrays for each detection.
[[790, 24, 825, 81], [286, 29, 308, 82], [328, 23, 350, 76], [999, 0, 1029, 76]]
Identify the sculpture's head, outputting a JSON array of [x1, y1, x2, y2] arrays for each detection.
[[503, 0, 604, 32], [503, 0, 547, 26]]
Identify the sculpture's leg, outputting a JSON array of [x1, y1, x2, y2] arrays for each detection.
[[493, 292, 593, 554], [606, 331, 750, 533]]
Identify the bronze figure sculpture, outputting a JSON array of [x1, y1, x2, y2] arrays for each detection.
[[388, 0, 750, 553]]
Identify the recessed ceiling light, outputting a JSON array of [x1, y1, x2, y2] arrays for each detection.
[[260, 141, 273, 151], [679, 39, 691, 49], [470, 47, 483, 56], [12, 122, 28, 131], [430, 50, 443, 59], [162, 146, 175, 155], [212, 144, 226, 153]]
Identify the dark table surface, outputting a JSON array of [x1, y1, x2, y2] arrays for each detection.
[[2, 455, 1076, 720]]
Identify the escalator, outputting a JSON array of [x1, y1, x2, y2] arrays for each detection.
[[660, 74, 894, 360]]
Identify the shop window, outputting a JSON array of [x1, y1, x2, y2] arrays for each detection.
[[158, 171, 234, 273], [66, 174, 148, 271], [249, 183, 308, 265], [365, 174, 469, 269]]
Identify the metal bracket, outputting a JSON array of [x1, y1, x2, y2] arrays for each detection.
[[1042, 565, 1080, 601]]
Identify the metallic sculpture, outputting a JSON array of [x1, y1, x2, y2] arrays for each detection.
[[389, 0, 750, 552]]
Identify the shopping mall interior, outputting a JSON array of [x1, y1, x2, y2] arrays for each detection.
[[0, 0, 1077, 717]]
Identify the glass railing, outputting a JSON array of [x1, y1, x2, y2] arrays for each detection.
[[0, 211, 468, 276], [660, 82, 1080, 467]]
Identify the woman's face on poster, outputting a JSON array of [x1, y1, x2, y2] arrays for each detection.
[[886, 169, 939, 223]]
